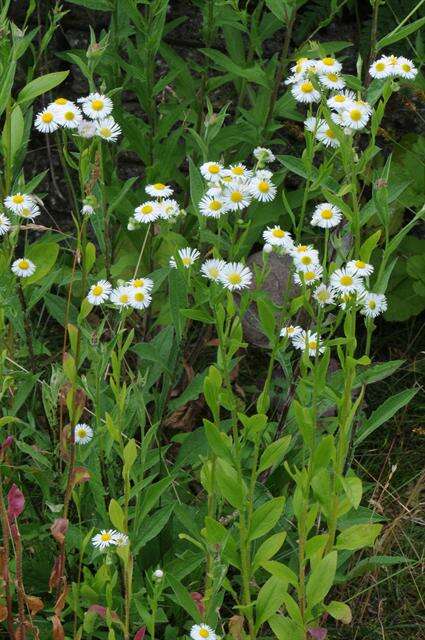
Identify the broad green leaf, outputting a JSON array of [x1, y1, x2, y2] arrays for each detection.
[[355, 388, 417, 445], [326, 601, 352, 624], [252, 532, 286, 570], [306, 551, 337, 608], [262, 560, 298, 588], [255, 576, 288, 629], [215, 459, 245, 509], [166, 573, 201, 622], [336, 524, 382, 551], [257, 435, 291, 474], [269, 615, 304, 640], [109, 499, 125, 531], [23, 242, 59, 286], [17, 71, 69, 104], [377, 16, 425, 50], [249, 497, 285, 541]]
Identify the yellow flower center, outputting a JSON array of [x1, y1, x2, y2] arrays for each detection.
[[232, 166, 244, 175], [208, 164, 220, 174], [228, 273, 242, 284], [21, 208, 31, 217], [296, 245, 308, 253], [101, 532, 111, 542], [369, 300, 376, 309], [325, 129, 335, 139], [18, 259, 29, 270], [321, 209, 333, 219], [99, 128, 111, 137], [317, 290, 328, 302], [402, 63, 411, 72], [77, 429, 87, 438], [209, 267, 219, 278], [119, 294, 129, 304], [133, 279, 144, 287], [54, 98, 67, 105], [91, 99, 104, 111], [301, 81, 313, 93], [287, 326, 295, 334], [141, 205, 153, 214], [301, 255, 312, 265], [272, 229, 285, 238], [210, 200, 222, 211], [153, 183, 165, 190], [327, 73, 338, 82], [322, 57, 335, 66], [308, 340, 317, 350], [349, 109, 362, 122], [92, 285, 103, 296], [42, 112, 54, 123], [388, 55, 398, 66], [334, 95, 345, 103], [182, 257, 191, 266], [340, 275, 353, 286], [258, 180, 270, 193], [64, 111, 75, 121], [230, 191, 242, 203], [12, 194, 24, 204], [355, 260, 365, 269], [304, 271, 315, 281], [375, 62, 385, 72], [134, 292, 145, 302], [199, 631, 210, 639]]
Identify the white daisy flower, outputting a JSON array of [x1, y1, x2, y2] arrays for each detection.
[[4, 193, 33, 213], [74, 423, 93, 445], [129, 277, 154, 292], [225, 163, 252, 180], [49, 97, 75, 111], [224, 185, 252, 211], [0, 213, 11, 235], [219, 262, 252, 290], [347, 259, 374, 277], [96, 117, 121, 142], [201, 258, 226, 281], [291, 80, 321, 103], [262, 225, 293, 249], [20, 203, 41, 220], [314, 284, 336, 306], [87, 280, 112, 305], [396, 56, 417, 80], [327, 90, 356, 111], [190, 624, 217, 640], [79, 93, 113, 119], [292, 329, 324, 356], [253, 147, 275, 163], [134, 201, 161, 223], [170, 247, 201, 269], [34, 107, 59, 133], [361, 292, 387, 318], [111, 286, 132, 308], [284, 73, 304, 85], [77, 119, 97, 138], [200, 162, 224, 182], [153, 568, 164, 579], [293, 265, 323, 286], [330, 267, 364, 294], [369, 58, 391, 79], [199, 195, 228, 218], [382, 54, 400, 76], [145, 182, 173, 199], [159, 198, 180, 220], [293, 246, 320, 271], [311, 203, 342, 228], [129, 288, 152, 310], [249, 176, 276, 202], [301, 59, 319, 73], [316, 57, 342, 74], [56, 103, 83, 129], [318, 72, 345, 90], [342, 105, 370, 130], [315, 122, 340, 148], [280, 325, 303, 339], [353, 99, 372, 116], [11, 258, 36, 278], [114, 532, 130, 547], [304, 116, 322, 132], [81, 204, 94, 216], [92, 529, 119, 550]]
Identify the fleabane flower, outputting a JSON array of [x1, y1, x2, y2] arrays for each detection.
[[200, 161, 224, 182], [56, 103, 83, 129], [249, 175, 276, 202], [314, 284, 336, 306], [315, 122, 340, 148], [262, 226, 293, 250], [369, 57, 391, 79], [219, 262, 252, 291], [114, 532, 129, 547], [224, 185, 251, 211], [111, 286, 132, 308], [347, 259, 374, 277], [81, 204, 95, 216], [293, 246, 320, 271], [129, 288, 152, 310], [79, 93, 113, 119], [361, 292, 387, 318], [11, 258, 36, 278], [87, 280, 112, 305], [34, 107, 59, 133], [129, 277, 153, 292], [4, 193, 33, 213], [330, 267, 364, 294], [317, 57, 342, 74], [201, 258, 226, 281], [49, 97, 74, 112], [77, 119, 97, 139], [19, 203, 41, 220], [145, 183, 173, 199], [311, 203, 342, 228], [253, 147, 275, 163], [0, 213, 11, 235], [170, 247, 201, 269], [280, 325, 303, 339], [199, 195, 228, 218], [96, 117, 121, 142], [92, 529, 119, 551], [318, 72, 345, 90], [304, 116, 321, 132], [382, 54, 400, 76], [293, 264, 323, 286], [396, 56, 417, 80], [327, 90, 356, 111], [190, 624, 217, 640], [342, 105, 370, 130], [74, 423, 93, 445], [134, 201, 161, 223], [292, 329, 324, 356], [292, 79, 321, 103], [159, 198, 180, 220], [225, 163, 252, 180]]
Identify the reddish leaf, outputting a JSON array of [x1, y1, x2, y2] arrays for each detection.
[[190, 591, 205, 616], [54, 586, 68, 616], [71, 466, 91, 486], [134, 628, 146, 640], [52, 615, 64, 640], [7, 484, 25, 521], [308, 628, 327, 640], [51, 518, 68, 545], [26, 596, 44, 616], [49, 557, 61, 591], [88, 605, 120, 621]]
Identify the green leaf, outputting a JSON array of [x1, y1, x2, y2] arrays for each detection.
[[189, 157, 205, 210], [262, 560, 298, 588], [204, 420, 233, 464], [255, 576, 288, 629], [269, 615, 304, 640], [201, 48, 270, 88], [257, 435, 291, 474], [123, 439, 137, 476], [138, 477, 172, 521], [377, 16, 425, 50], [249, 497, 285, 541], [166, 573, 201, 622], [326, 601, 352, 624], [109, 499, 125, 531], [336, 524, 382, 551], [306, 551, 337, 608], [257, 298, 276, 343], [17, 71, 69, 104], [23, 242, 59, 286], [355, 388, 417, 445], [252, 532, 286, 570], [215, 459, 245, 509]]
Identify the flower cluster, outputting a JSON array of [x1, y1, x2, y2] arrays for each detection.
[[87, 277, 153, 310], [198, 149, 276, 218], [34, 93, 121, 142], [129, 182, 181, 228], [92, 529, 129, 550], [1, 191, 41, 239], [369, 54, 417, 80]]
